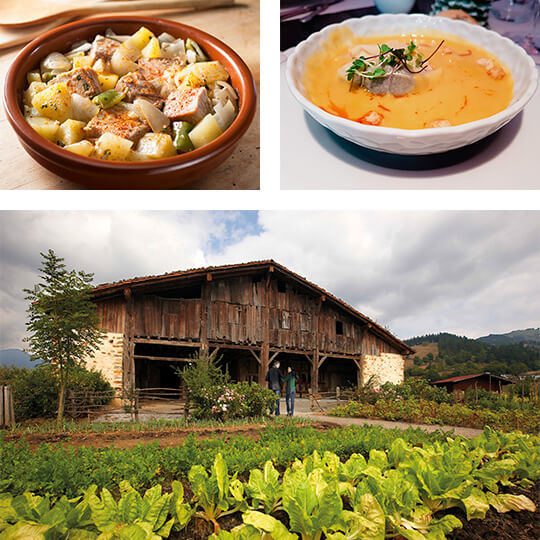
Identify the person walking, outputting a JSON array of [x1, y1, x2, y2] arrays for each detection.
[[266, 360, 283, 415], [284, 366, 297, 416]]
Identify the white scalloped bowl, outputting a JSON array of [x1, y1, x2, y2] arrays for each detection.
[[286, 14, 538, 155]]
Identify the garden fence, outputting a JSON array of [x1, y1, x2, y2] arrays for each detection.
[[66, 387, 185, 420]]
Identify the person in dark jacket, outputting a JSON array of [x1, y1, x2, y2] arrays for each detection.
[[266, 361, 283, 415], [284, 366, 297, 416]]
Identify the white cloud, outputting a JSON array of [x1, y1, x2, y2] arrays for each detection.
[[1, 211, 538, 349]]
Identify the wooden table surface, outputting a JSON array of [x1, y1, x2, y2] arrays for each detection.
[[0, 0, 259, 190]]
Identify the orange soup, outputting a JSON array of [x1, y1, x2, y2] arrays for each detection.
[[303, 28, 513, 129]]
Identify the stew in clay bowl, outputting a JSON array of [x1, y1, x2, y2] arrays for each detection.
[[3, 16, 257, 189]]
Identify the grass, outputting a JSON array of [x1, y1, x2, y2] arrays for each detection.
[[5, 415, 312, 436]]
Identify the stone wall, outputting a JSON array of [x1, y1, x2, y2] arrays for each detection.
[[360, 353, 404, 388], [84, 332, 124, 390]]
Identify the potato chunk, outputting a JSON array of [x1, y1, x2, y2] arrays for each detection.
[[141, 37, 161, 59], [24, 82, 46, 106], [73, 55, 93, 69], [136, 133, 176, 159], [31, 83, 73, 123], [65, 140, 94, 157], [98, 72, 119, 91], [94, 132, 133, 160], [125, 27, 156, 51], [188, 113, 223, 149], [56, 119, 86, 146], [177, 61, 229, 88], [26, 116, 60, 141]]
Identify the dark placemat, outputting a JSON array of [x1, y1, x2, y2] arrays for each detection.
[[280, 1, 435, 50]]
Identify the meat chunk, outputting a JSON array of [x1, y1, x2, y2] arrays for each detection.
[[487, 66, 505, 80], [359, 111, 383, 126], [53, 68, 101, 98], [365, 69, 415, 96], [163, 87, 212, 124], [428, 119, 452, 128], [115, 71, 164, 108], [137, 57, 182, 80], [83, 106, 149, 143], [89, 36, 120, 63]]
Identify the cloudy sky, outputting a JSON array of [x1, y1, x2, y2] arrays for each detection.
[[1, 210, 538, 350]]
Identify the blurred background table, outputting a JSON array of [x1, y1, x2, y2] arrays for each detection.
[[0, 0, 260, 190]]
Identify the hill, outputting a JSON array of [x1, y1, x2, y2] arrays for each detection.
[[404, 332, 540, 381], [477, 328, 540, 347], [0, 349, 34, 369]]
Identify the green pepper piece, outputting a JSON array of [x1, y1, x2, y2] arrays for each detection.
[[41, 72, 55, 83], [173, 121, 195, 153], [186, 38, 208, 62], [92, 90, 125, 109]]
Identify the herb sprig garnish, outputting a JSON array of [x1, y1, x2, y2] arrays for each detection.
[[346, 40, 445, 90]]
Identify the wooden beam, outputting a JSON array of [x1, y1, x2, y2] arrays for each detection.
[[249, 348, 261, 364], [206, 272, 212, 281], [318, 355, 328, 368], [259, 268, 272, 386], [133, 338, 200, 347], [134, 355, 192, 363], [122, 288, 135, 391], [269, 351, 280, 364]]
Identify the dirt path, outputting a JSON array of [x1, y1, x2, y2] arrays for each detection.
[[298, 413, 484, 438]]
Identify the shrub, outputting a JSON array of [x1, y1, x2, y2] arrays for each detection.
[[0, 364, 113, 421], [176, 351, 276, 420]]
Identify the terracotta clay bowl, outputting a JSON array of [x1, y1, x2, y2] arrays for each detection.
[[3, 16, 257, 189]]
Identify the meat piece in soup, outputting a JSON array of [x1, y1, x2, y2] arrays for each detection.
[[115, 71, 164, 108], [89, 36, 121, 63], [53, 67, 101, 98], [83, 105, 150, 143], [163, 87, 212, 124]]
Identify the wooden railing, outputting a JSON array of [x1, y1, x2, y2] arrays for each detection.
[[308, 386, 355, 412], [66, 387, 185, 420]]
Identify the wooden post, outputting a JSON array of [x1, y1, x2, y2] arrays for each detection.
[[311, 350, 319, 395], [122, 288, 135, 391], [1, 386, 15, 427], [336, 386, 340, 405], [259, 268, 272, 386], [309, 387, 314, 411], [200, 280, 210, 356]]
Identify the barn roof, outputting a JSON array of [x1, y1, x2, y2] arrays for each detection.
[[432, 373, 512, 385], [93, 259, 414, 355]]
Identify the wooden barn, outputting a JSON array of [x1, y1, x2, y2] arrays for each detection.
[[432, 373, 513, 394], [86, 260, 414, 394]]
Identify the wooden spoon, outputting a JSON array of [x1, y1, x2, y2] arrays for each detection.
[[0, 0, 236, 28], [0, 18, 74, 50]]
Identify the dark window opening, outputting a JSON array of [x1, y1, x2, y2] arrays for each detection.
[[277, 279, 286, 293], [336, 320, 344, 335], [155, 284, 202, 299]]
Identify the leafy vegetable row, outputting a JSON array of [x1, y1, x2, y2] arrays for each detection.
[[0, 428, 537, 539], [0, 424, 451, 498]]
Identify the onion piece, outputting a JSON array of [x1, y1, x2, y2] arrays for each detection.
[[133, 98, 170, 133], [186, 49, 197, 64], [213, 99, 236, 131], [158, 32, 175, 44], [72, 93, 99, 122], [69, 41, 91, 54], [41, 52, 71, 74], [105, 28, 131, 43]]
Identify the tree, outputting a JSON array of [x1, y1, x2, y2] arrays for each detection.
[[23, 250, 104, 425]]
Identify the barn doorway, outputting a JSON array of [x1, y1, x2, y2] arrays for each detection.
[[214, 348, 259, 383], [133, 341, 196, 390], [318, 357, 358, 393]]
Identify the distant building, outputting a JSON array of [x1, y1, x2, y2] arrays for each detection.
[[86, 260, 414, 393], [432, 372, 512, 393]]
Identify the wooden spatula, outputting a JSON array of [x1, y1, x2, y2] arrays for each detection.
[[0, 0, 235, 28]]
